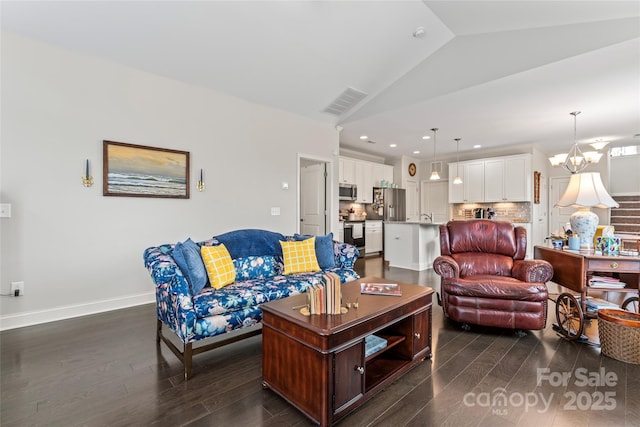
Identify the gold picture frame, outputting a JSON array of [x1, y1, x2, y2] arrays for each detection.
[[103, 140, 190, 198]]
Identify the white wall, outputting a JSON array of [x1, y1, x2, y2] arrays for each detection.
[[0, 32, 339, 329], [610, 154, 640, 196]]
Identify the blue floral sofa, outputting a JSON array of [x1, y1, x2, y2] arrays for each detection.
[[143, 229, 360, 379]]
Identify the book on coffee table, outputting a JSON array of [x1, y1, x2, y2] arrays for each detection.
[[360, 283, 402, 296]]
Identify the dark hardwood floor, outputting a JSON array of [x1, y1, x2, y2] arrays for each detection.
[[1, 256, 638, 426]]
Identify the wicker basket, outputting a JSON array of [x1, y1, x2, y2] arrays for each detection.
[[598, 309, 640, 364]]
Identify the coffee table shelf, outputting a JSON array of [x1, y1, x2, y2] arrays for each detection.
[[365, 334, 404, 362]]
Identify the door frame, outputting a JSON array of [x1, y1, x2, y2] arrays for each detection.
[[297, 153, 334, 235]]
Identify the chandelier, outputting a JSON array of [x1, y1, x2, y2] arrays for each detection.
[[548, 111, 603, 173]]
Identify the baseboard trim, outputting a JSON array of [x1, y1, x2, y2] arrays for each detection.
[[0, 292, 155, 331]]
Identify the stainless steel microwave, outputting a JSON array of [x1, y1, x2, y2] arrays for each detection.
[[339, 183, 357, 201]]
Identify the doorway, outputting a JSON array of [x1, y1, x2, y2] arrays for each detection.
[[299, 157, 329, 235], [549, 176, 573, 235]]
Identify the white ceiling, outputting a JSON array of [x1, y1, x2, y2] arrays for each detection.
[[2, 0, 639, 161]]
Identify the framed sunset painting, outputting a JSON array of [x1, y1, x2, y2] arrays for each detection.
[[103, 140, 190, 198]]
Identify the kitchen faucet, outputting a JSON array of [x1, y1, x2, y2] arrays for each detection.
[[422, 212, 433, 223]]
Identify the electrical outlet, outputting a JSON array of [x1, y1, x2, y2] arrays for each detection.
[[11, 281, 24, 296]]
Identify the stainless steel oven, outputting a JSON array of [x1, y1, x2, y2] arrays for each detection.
[[344, 221, 365, 253]]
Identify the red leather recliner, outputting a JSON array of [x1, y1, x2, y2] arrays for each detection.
[[433, 220, 553, 331]]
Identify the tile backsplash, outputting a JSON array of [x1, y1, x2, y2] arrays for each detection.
[[451, 202, 531, 223]]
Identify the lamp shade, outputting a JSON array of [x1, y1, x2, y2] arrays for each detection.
[[555, 172, 619, 209], [555, 172, 618, 252]]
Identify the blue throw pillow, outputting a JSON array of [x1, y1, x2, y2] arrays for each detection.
[[293, 232, 335, 269], [215, 229, 286, 259], [172, 238, 208, 295]]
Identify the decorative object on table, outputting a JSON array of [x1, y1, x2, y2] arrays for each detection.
[[81, 159, 94, 187], [547, 111, 603, 172], [593, 225, 615, 247], [306, 272, 343, 315], [533, 171, 541, 204], [598, 309, 640, 364], [545, 233, 567, 250], [196, 168, 205, 192], [452, 138, 463, 185], [429, 128, 440, 180], [360, 282, 402, 296], [103, 140, 189, 198], [568, 236, 580, 251], [596, 236, 621, 255], [554, 172, 619, 252]]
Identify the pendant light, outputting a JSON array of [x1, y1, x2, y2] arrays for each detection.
[[548, 111, 603, 169], [430, 128, 440, 180], [453, 138, 462, 185]]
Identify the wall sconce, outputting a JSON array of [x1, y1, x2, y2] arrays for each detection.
[[197, 168, 205, 192], [81, 159, 94, 187]]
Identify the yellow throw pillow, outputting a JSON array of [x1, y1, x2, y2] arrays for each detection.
[[201, 244, 236, 290], [280, 237, 321, 275]]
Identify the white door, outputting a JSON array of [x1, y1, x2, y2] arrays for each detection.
[[405, 180, 419, 222], [300, 162, 326, 235], [421, 180, 449, 223], [549, 176, 573, 235]]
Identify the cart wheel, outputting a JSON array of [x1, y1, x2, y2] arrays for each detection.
[[555, 292, 584, 340], [622, 297, 639, 314]]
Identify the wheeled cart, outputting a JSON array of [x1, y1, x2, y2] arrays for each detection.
[[534, 245, 639, 341]]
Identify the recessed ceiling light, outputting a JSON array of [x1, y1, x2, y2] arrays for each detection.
[[422, 135, 431, 140], [389, 144, 397, 148], [473, 144, 482, 149], [413, 150, 420, 154], [413, 26, 426, 38], [360, 135, 368, 140]]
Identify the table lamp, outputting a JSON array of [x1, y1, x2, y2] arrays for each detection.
[[555, 172, 619, 252]]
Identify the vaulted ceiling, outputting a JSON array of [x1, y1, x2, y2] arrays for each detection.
[[3, 1, 639, 160]]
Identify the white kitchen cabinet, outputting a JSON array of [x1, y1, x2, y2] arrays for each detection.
[[371, 164, 394, 187], [340, 156, 393, 202], [338, 221, 344, 243], [464, 161, 485, 203], [449, 154, 531, 203], [355, 161, 373, 203], [484, 155, 531, 202], [448, 161, 483, 203], [483, 159, 505, 202], [503, 155, 531, 201], [365, 220, 383, 254], [339, 157, 356, 184]]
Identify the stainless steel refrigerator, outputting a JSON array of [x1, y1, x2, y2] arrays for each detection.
[[372, 188, 406, 221]]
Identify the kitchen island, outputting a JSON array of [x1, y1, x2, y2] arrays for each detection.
[[384, 222, 441, 271]]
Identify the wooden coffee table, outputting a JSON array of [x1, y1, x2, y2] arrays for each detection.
[[261, 276, 433, 426]]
